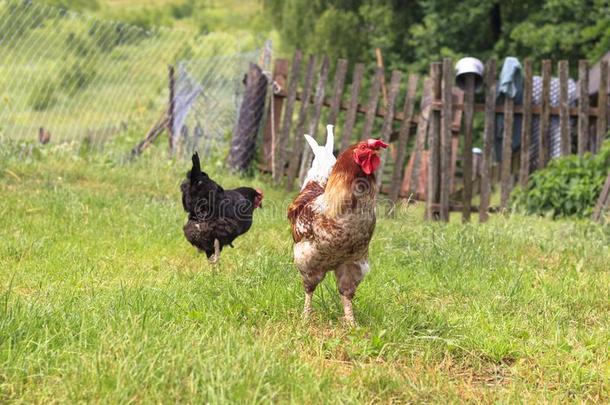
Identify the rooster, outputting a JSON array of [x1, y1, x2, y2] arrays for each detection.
[[288, 127, 388, 325], [181, 152, 263, 263]]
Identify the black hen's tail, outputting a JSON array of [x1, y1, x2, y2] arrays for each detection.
[[191, 152, 202, 182]]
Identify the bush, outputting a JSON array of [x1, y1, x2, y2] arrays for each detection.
[[511, 140, 610, 219], [29, 81, 57, 111]]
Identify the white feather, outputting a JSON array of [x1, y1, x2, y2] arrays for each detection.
[[301, 125, 337, 189]]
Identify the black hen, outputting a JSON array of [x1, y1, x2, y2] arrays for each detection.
[[180, 153, 263, 263]]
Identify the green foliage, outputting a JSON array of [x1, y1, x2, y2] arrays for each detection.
[[265, 0, 610, 73], [59, 61, 97, 94], [512, 141, 610, 219], [29, 80, 57, 111], [170, 0, 196, 20]]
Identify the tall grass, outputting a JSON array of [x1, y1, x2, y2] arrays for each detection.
[[0, 141, 609, 402]]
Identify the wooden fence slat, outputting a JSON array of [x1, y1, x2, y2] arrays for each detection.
[[479, 59, 497, 223], [578, 59, 589, 156], [298, 56, 330, 184], [341, 63, 365, 151], [426, 62, 442, 220], [375, 70, 403, 190], [558, 60, 570, 156], [275, 51, 302, 184], [362, 67, 384, 140], [285, 55, 316, 191], [389, 73, 418, 205], [462, 74, 475, 222], [539, 60, 551, 169], [266, 59, 289, 179], [500, 96, 514, 209], [596, 60, 608, 153], [328, 59, 348, 126], [439, 58, 453, 222], [519, 60, 533, 188], [410, 78, 433, 194]]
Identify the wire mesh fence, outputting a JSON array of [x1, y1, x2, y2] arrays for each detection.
[[0, 0, 260, 157]]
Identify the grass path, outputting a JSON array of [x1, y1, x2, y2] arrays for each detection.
[[0, 145, 609, 402]]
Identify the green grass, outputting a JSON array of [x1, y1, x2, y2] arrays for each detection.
[[0, 142, 609, 403]]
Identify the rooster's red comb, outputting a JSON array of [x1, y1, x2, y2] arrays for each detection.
[[364, 139, 389, 149]]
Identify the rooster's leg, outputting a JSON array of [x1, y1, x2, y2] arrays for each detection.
[[301, 271, 326, 320], [208, 239, 220, 264], [335, 261, 367, 327], [340, 295, 356, 326], [303, 291, 314, 319]]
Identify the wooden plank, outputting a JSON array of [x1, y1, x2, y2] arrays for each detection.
[[410, 78, 433, 194], [539, 60, 551, 169], [298, 56, 330, 184], [375, 70, 402, 190], [578, 59, 589, 156], [592, 171, 610, 222], [285, 54, 316, 191], [558, 60, 570, 156], [275, 50, 302, 184], [167, 64, 176, 155], [439, 58, 453, 222], [266, 59, 289, 179], [519, 60, 533, 188], [362, 67, 384, 140], [596, 60, 608, 153], [500, 96, 514, 209], [341, 63, 365, 151], [461, 74, 475, 222], [389, 73, 418, 205], [426, 62, 442, 220], [479, 59, 497, 223], [328, 58, 348, 126]]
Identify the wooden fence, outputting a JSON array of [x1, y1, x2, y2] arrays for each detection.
[[260, 51, 610, 222]]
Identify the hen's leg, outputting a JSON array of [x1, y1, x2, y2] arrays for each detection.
[[208, 239, 220, 264], [335, 260, 368, 326], [301, 270, 326, 320]]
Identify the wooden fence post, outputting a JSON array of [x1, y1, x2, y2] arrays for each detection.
[[285, 55, 316, 191], [298, 56, 330, 184], [328, 59, 348, 126], [558, 60, 570, 156], [439, 58, 453, 222], [426, 62, 442, 220], [265, 59, 289, 177], [388, 73, 418, 207], [539, 60, 551, 168], [500, 95, 514, 210], [376, 70, 403, 191], [596, 61, 608, 153], [341, 63, 365, 151], [462, 74, 475, 222], [167, 64, 175, 156], [578, 60, 589, 156], [362, 67, 384, 140], [519, 60, 533, 188], [410, 78, 433, 195], [275, 51, 302, 184], [479, 59, 497, 223]]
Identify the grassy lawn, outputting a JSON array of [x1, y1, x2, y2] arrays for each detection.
[[0, 143, 609, 402]]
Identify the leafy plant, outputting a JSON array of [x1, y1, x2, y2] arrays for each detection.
[[29, 80, 57, 111], [511, 140, 610, 219]]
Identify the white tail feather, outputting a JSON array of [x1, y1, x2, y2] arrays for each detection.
[[301, 125, 337, 189]]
